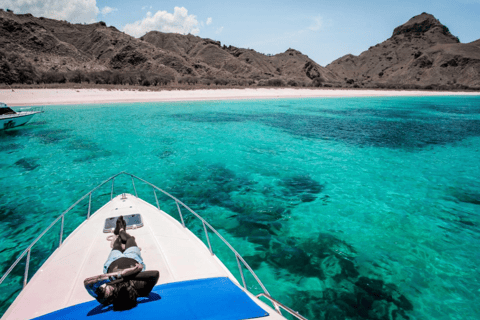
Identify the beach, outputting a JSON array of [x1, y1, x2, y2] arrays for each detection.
[[1, 88, 479, 106]]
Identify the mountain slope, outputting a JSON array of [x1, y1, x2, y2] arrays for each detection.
[[326, 13, 480, 89], [141, 31, 338, 82], [0, 9, 338, 85], [1, 9, 478, 89], [0, 10, 196, 78]]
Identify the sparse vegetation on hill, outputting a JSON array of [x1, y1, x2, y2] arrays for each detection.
[[0, 50, 37, 84], [326, 13, 480, 90], [0, 9, 339, 88], [0, 10, 478, 90]]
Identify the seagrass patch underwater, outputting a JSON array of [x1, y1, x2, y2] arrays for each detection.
[[1, 96, 479, 319]]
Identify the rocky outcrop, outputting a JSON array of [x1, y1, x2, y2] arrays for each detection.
[[0, 9, 192, 77], [141, 32, 338, 82], [326, 13, 480, 89], [0, 9, 338, 84], [1, 9, 478, 89]]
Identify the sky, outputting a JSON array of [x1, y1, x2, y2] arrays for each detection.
[[1, 0, 480, 66]]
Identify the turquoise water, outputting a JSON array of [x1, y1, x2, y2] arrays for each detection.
[[1, 96, 479, 319]]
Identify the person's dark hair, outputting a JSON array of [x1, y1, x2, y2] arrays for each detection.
[[95, 284, 114, 306], [112, 280, 138, 311]]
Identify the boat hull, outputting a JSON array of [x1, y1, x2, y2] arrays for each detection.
[[0, 112, 39, 130]]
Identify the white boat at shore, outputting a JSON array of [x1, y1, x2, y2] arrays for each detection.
[[0, 103, 43, 130], [0, 172, 307, 320]]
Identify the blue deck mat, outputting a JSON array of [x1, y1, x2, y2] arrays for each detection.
[[33, 277, 269, 320]]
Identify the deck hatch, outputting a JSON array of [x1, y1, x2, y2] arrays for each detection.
[[103, 214, 143, 233], [32, 277, 269, 319]]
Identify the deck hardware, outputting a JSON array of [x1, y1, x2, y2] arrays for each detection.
[[256, 293, 307, 319], [87, 192, 92, 219], [23, 249, 31, 288], [203, 221, 213, 255], [131, 177, 138, 197], [59, 215, 64, 247], [236, 254, 247, 289], [111, 178, 115, 200], [153, 188, 160, 210], [1, 173, 124, 287], [176, 201, 186, 227]]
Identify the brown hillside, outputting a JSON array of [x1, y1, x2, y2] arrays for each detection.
[[141, 31, 338, 82], [0, 10, 338, 85], [326, 13, 480, 89], [1, 10, 478, 89], [0, 10, 200, 80], [469, 39, 480, 47]]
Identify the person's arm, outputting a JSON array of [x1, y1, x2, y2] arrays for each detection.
[[84, 263, 142, 285], [131, 270, 160, 297], [84, 263, 143, 299], [118, 263, 143, 278], [84, 279, 109, 299]]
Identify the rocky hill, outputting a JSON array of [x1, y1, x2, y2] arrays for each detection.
[[326, 13, 480, 89], [1, 9, 478, 90], [0, 9, 337, 85], [140, 31, 339, 82]]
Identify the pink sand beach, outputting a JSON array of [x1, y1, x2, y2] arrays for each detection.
[[1, 88, 479, 106]]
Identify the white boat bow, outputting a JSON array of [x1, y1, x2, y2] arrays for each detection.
[[0, 172, 307, 320]]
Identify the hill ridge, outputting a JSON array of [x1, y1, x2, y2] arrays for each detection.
[[326, 12, 480, 89], [0, 9, 336, 86], [0, 9, 478, 89]]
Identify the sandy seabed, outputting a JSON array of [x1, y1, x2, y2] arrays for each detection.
[[1, 88, 479, 106]]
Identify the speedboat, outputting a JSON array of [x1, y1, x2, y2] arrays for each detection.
[[0, 103, 43, 130], [0, 172, 307, 320]]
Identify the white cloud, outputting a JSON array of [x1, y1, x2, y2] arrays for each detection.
[[308, 16, 323, 31], [0, 0, 100, 23], [101, 6, 116, 16], [206, 17, 212, 25], [215, 26, 223, 34], [123, 7, 200, 38]]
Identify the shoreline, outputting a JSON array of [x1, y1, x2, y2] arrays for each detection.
[[1, 88, 479, 106]]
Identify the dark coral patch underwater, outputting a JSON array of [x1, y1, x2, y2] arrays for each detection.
[[170, 112, 257, 123], [277, 174, 325, 203], [169, 100, 480, 149], [261, 112, 480, 149], [165, 164, 326, 256], [0, 143, 24, 153], [254, 234, 413, 320], [164, 163, 413, 319], [14, 158, 39, 171]]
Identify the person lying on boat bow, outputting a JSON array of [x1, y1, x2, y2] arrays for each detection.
[[84, 216, 159, 310]]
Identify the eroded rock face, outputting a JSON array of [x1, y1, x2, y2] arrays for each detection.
[[141, 31, 339, 82], [392, 13, 458, 41], [1, 9, 478, 89], [0, 10, 185, 77], [326, 13, 480, 90], [0, 10, 338, 84]]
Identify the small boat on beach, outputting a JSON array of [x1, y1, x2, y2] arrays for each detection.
[[0, 172, 307, 320], [0, 103, 43, 130]]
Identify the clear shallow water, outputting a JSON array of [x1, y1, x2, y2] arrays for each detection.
[[1, 96, 479, 319]]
